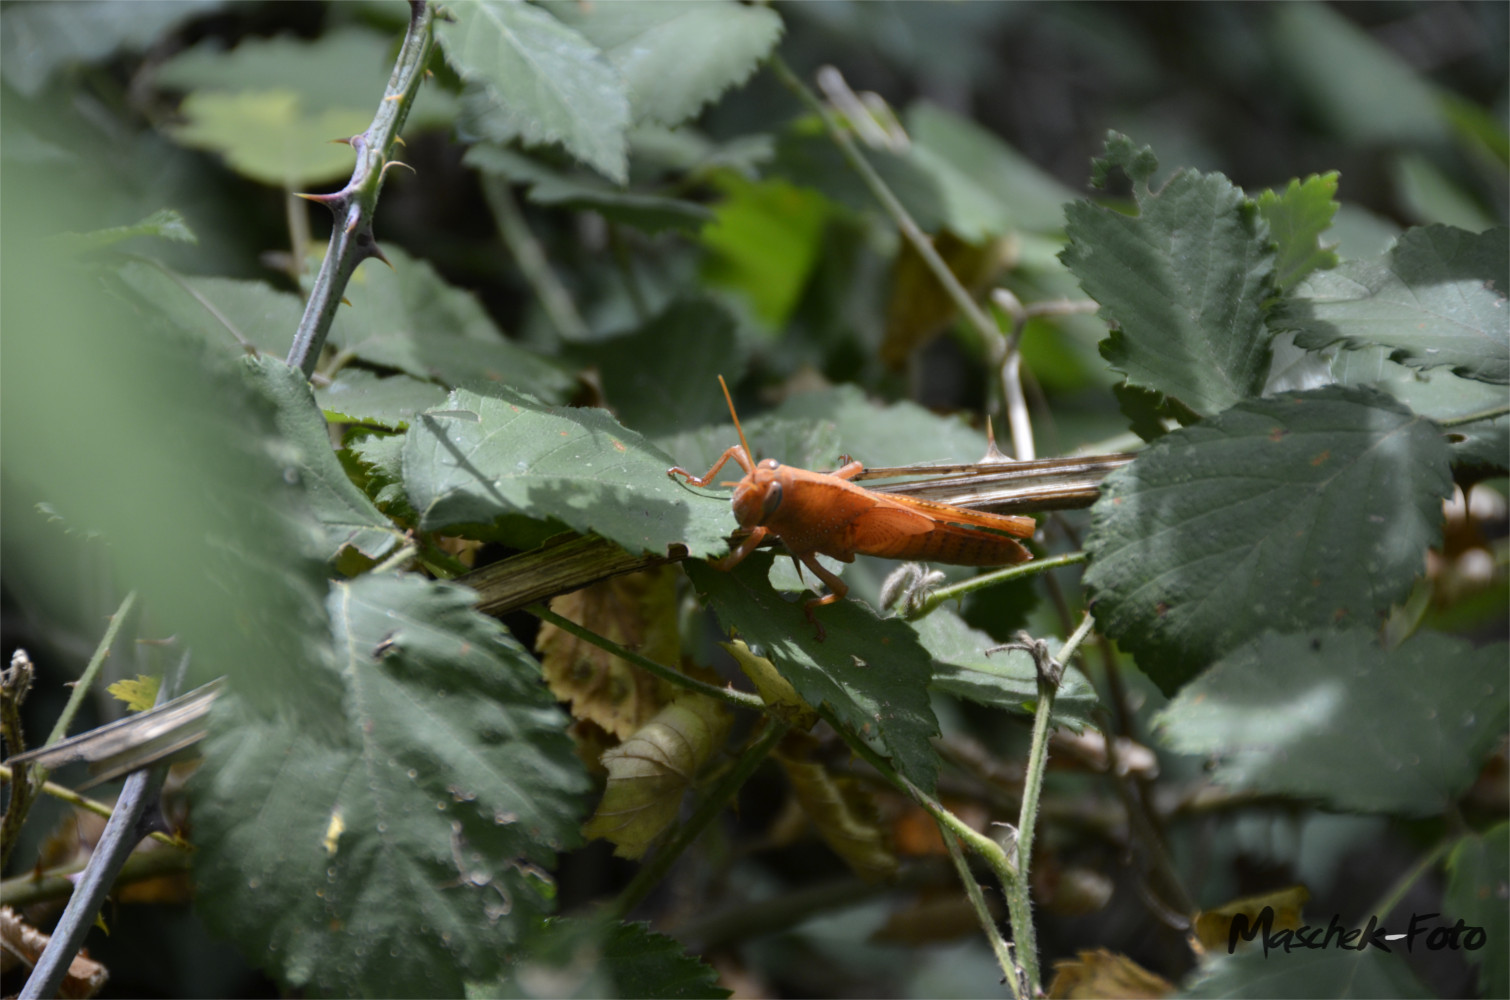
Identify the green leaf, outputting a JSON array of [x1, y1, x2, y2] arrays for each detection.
[[1444, 823, 1510, 1000], [1331, 345, 1508, 472], [685, 550, 940, 793], [574, 297, 742, 438], [316, 369, 450, 430], [905, 101, 1078, 239], [914, 608, 1096, 727], [113, 260, 305, 356], [1156, 629, 1508, 815], [1085, 386, 1453, 693], [193, 574, 588, 998], [700, 173, 831, 327], [0, 0, 221, 96], [50, 208, 197, 254], [328, 244, 574, 401], [1182, 946, 1430, 999], [156, 26, 454, 131], [470, 916, 730, 999], [403, 386, 731, 558], [542, 0, 783, 128], [242, 357, 400, 560], [1273, 225, 1509, 385], [465, 144, 712, 234], [1063, 135, 1277, 417], [1255, 173, 1340, 293], [170, 89, 371, 188], [441, 0, 630, 184], [655, 414, 842, 488], [773, 384, 992, 467]]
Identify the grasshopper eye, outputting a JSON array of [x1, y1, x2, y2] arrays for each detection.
[[760, 482, 783, 522]]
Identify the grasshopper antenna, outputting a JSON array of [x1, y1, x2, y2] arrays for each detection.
[[718, 374, 754, 464]]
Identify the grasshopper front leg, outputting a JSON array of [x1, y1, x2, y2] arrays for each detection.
[[667, 446, 752, 488]]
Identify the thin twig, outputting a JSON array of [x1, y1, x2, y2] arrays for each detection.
[[907, 551, 1089, 620], [480, 175, 592, 341], [942, 824, 1024, 999], [1439, 404, 1510, 428], [0, 764, 183, 848]]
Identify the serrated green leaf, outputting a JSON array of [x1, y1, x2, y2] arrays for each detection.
[[1331, 344, 1508, 472], [107, 674, 161, 713], [542, 0, 782, 128], [403, 386, 730, 558], [1156, 629, 1507, 814], [1063, 136, 1277, 417], [1444, 823, 1510, 1000], [465, 144, 713, 234], [1181, 945, 1430, 999], [1, 0, 221, 96], [470, 916, 729, 999], [1085, 386, 1453, 693], [574, 297, 742, 437], [316, 369, 450, 429], [243, 357, 400, 560], [50, 208, 197, 254], [1273, 225, 1509, 385], [1256, 174, 1340, 293], [170, 89, 370, 188], [192, 574, 588, 998], [914, 608, 1096, 728], [685, 550, 940, 793], [905, 101, 1077, 239], [112, 260, 305, 356], [156, 26, 454, 132], [327, 244, 574, 400], [441, 0, 630, 184]]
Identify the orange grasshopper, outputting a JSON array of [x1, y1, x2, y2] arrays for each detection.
[[668, 377, 1035, 635]]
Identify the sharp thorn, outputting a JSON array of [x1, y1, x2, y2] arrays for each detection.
[[380, 159, 417, 182], [391, 135, 408, 148], [329, 136, 354, 146]]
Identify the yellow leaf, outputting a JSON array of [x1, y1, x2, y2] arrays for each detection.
[[536, 569, 679, 741], [581, 694, 732, 859], [777, 736, 898, 882], [106, 675, 159, 712], [1190, 884, 1310, 955], [721, 640, 817, 729], [1047, 948, 1173, 999]]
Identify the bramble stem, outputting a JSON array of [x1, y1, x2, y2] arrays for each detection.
[[286, 1, 436, 377]]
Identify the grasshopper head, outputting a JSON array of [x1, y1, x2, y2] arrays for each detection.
[[730, 458, 783, 528]]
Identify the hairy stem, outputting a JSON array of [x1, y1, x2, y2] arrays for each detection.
[[942, 825, 1024, 999], [907, 551, 1089, 620]]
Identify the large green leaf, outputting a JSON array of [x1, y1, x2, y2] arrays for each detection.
[[243, 357, 401, 560], [440, 0, 630, 184], [1062, 135, 1277, 417], [685, 551, 940, 793], [1, 0, 221, 96], [914, 607, 1096, 727], [1331, 345, 1509, 472], [1156, 629, 1508, 815], [1444, 823, 1510, 1000], [905, 101, 1078, 239], [113, 260, 305, 357], [403, 387, 730, 558], [193, 574, 588, 998], [316, 369, 449, 430], [1181, 946, 1429, 998], [542, 0, 783, 128], [1255, 173, 1340, 294], [327, 245, 574, 401], [155, 26, 454, 131], [655, 415, 842, 489], [773, 384, 992, 467], [574, 297, 742, 438], [469, 916, 730, 998], [700, 173, 831, 327], [1085, 386, 1453, 693], [170, 89, 371, 188], [1272, 225, 1509, 385]]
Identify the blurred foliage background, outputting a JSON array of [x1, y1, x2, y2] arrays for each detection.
[[1, 2, 1505, 997]]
